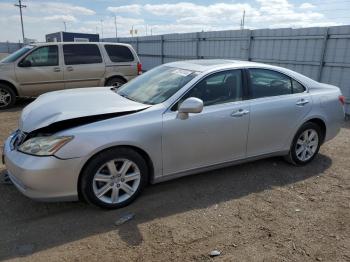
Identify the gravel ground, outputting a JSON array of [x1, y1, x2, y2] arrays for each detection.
[[0, 100, 349, 262]]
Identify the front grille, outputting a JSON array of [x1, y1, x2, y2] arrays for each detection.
[[10, 130, 27, 150]]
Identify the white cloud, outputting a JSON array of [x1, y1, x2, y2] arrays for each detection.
[[0, 3, 14, 11], [299, 3, 316, 9], [0, 0, 346, 42], [28, 2, 95, 16], [43, 15, 77, 23], [107, 5, 142, 15]]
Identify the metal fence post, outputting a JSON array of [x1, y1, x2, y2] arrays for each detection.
[[317, 27, 329, 82], [247, 30, 253, 61], [136, 37, 139, 54], [161, 35, 164, 64], [196, 32, 200, 59]]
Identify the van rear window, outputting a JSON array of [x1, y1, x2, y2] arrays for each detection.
[[104, 45, 134, 62]]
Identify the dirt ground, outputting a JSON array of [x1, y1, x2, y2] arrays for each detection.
[[0, 99, 349, 262]]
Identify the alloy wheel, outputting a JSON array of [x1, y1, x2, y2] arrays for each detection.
[[295, 129, 319, 162], [92, 158, 141, 204], [0, 88, 11, 108]]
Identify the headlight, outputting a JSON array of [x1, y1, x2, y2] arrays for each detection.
[[18, 136, 73, 156]]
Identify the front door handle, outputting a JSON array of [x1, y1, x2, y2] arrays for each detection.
[[296, 99, 309, 106], [53, 67, 61, 72], [231, 109, 249, 117], [66, 66, 74, 72]]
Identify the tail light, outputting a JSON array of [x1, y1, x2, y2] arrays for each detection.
[[137, 62, 142, 75], [339, 95, 345, 106]]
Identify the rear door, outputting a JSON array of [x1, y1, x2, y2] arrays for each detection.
[[15, 45, 64, 96], [63, 44, 105, 89], [246, 68, 312, 157]]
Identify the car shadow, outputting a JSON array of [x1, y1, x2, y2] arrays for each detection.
[[0, 154, 332, 260]]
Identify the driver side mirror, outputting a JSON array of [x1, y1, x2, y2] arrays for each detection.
[[177, 97, 203, 120], [19, 60, 32, 67]]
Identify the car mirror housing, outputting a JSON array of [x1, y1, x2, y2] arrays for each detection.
[[19, 60, 32, 67], [177, 97, 203, 120]]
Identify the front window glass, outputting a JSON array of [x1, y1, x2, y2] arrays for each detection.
[[117, 65, 197, 105], [249, 69, 292, 99], [180, 70, 243, 107], [21, 46, 58, 67], [0, 46, 34, 63]]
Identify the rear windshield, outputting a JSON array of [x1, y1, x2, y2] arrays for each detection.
[[105, 45, 134, 62], [0, 46, 34, 63]]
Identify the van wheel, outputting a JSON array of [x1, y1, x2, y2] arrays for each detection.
[[0, 84, 16, 109], [284, 122, 322, 166], [80, 148, 148, 209], [105, 77, 126, 88]]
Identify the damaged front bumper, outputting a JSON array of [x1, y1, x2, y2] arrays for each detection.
[[3, 135, 82, 202]]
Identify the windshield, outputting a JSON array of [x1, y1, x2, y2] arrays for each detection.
[[0, 45, 34, 63], [117, 65, 197, 105]]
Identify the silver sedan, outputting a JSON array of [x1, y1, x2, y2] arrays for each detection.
[[3, 60, 345, 209]]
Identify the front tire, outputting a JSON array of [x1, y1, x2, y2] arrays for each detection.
[[80, 148, 148, 209], [285, 122, 322, 166], [0, 84, 16, 110]]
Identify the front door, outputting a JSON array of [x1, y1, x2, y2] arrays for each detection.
[[62, 44, 105, 89], [15, 45, 64, 96], [162, 69, 250, 176]]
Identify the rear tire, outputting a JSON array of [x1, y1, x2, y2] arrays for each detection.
[[284, 122, 322, 166], [0, 84, 16, 110], [80, 148, 148, 209], [105, 77, 126, 88]]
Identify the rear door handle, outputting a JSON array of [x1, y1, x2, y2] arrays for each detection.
[[296, 99, 309, 106], [231, 109, 249, 117], [66, 66, 74, 72], [53, 67, 61, 72]]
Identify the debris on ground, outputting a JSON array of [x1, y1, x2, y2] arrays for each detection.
[[114, 213, 135, 226], [0, 171, 13, 185], [209, 250, 221, 257]]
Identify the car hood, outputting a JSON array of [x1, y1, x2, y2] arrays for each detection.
[[20, 87, 150, 133]]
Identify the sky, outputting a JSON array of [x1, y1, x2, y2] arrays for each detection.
[[0, 0, 349, 42]]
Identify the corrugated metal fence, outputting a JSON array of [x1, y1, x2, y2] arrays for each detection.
[[0, 42, 23, 54], [105, 25, 350, 112]]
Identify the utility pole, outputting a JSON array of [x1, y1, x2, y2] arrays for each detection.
[[14, 0, 26, 44], [63, 21, 67, 32], [242, 9, 246, 30], [114, 15, 117, 39]]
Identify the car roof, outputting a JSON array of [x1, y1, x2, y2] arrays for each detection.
[[29, 42, 132, 47], [166, 59, 319, 87], [166, 59, 267, 72]]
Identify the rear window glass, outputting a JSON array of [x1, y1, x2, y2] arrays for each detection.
[[104, 45, 134, 62], [63, 44, 102, 65]]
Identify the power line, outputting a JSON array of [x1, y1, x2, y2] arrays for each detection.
[[14, 0, 26, 44]]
